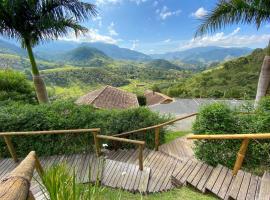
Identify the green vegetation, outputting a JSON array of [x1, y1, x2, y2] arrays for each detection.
[[42, 164, 217, 200], [0, 69, 36, 103], [165, 131, 190, 143], [0, 101, 168, 158], [145, 59, 181, 70], [166, 48, 264, 99], [193, 99, 270, 174]]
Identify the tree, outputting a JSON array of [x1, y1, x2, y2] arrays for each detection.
[[0, 0, 97, 103], [195, 0, 270, 105]]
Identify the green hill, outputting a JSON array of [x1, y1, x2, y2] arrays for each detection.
[[145, 59, 181, 70], [165, 48, 265, 99]]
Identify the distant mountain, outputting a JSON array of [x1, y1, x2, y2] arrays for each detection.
[[145, 59, 181, 70], [35, 41, 151, 61], [0, 40, 26, 56], [151, 46, 252, 64]]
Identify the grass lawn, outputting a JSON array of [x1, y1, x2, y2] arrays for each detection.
[[100, 186, 217, 200], [165, 131, 190, 143]]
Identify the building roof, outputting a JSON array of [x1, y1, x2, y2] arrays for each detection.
[[76, 86, 139, 109], [144, 90, 173, 106]]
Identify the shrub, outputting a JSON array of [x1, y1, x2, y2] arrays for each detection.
[[137, 95, 146, 106], [0, 69, 36, 103], [0, 101, 168, 158], [193, 101, 270, 170]]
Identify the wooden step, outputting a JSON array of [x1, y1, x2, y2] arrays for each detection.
[[258, 172, 270, 200], [228, 170, 261, 200], [101, 159, 151, 193]]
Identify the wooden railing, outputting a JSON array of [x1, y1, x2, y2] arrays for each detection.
[[93, 134, 145, 170], [113, 113, 198, 151], [0, 129, 101, 162], [1, 129, 146, 171], [0, 151, 44, 200], [187, 133, 270, 175]]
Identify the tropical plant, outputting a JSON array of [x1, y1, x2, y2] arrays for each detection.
[[0, 0, 97, 103], [195, 0, 270, 106]]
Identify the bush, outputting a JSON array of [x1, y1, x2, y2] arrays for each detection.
[[0, 69, 36, 103], [137, 95, 146, 106], [0, 101, 168, 158], [193, 101, 270, 171]]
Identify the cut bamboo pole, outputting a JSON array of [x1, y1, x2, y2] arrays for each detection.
[[3, 135, 18, 162], [233, 139, 249, 175], [138, 144, 144, 171], [93, 131, 101, 157], [155, 127, 160, 151], [0, 151, 37, 200]]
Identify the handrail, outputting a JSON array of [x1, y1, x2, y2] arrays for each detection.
[[187, 133, 270, 175], [0, 151, 44, 200], [2, 129, 101, 162], [112, 113, 197, 151], [93, 133, 145, 171]]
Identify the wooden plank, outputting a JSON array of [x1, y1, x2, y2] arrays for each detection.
[[255, 177, 261, 200], [245, 175, 259, 200], [175, 159, 193, 180], [205, 164, 222, 191], [179, 160, 197, 185], [190, 163, 208, 187], [197, 165, 213, 192], [229, 170, 245, 199], [187, 161, 203, 184], [258, 172, 270, 200], [139, 167, 151, 193], [217, 170, 233, 199], [238, 171, 252, 200], [211, 166, 228, 195]]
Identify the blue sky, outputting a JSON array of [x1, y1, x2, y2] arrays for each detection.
[[2, 0, 270, 54]]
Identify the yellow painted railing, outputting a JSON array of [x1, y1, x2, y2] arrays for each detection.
[[187, 133, 270, 175]]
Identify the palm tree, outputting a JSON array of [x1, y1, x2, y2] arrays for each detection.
[[0, 0, 97, 103], [195, 0, 270, 106]]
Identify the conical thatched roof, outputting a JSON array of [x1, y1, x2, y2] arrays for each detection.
[[76, 86, 139, 109]]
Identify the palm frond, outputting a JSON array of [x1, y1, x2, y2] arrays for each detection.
[[195, 0, 270, 37]]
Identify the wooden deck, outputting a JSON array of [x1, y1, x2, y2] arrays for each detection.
[[0, 137, 269, 200]]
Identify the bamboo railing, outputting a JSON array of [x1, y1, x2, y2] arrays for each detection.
[[187, 133, 270, 175], [0, 151, 44, 200], [0, 129, 101, 163], [112, 113, 198, 151]]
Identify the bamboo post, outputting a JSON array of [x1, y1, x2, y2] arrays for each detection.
[[33, 153, 44, 177], [93, 131, 101, 157], [154, 127, 160, 151], [3, 136, 18, 162], [0, 151, 36, 199], [233, 138, 250, 175], [138, 144, 144, 171]]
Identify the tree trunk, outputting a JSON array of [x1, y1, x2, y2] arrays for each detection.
[[255, 55, 270, 107], [25, 41, 49, 103]]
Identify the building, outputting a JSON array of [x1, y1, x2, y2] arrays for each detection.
[[76, 85, 139, 109], [144, 90, 173, 106]]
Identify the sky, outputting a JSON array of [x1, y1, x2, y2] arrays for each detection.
[[3, 0, 270, 54]]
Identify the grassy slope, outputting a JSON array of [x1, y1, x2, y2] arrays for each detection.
[[166, 48, 265, 99]]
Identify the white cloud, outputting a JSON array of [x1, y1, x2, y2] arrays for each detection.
[[130, 0, 148, 5], [180, 27, 270, 49], [130, 40, 139, 50], [60, 29, 117, 44], [95, 0, 121, 6], [191, 7, 208, 19], [163, 39, 171, 43], [108, 22, 118, 36], [153, 0, 158, 7], [93, 15, 103, 27], [156, 6, 181, 20]]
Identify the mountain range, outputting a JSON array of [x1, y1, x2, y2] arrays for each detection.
[[0, 39, 253, 66]]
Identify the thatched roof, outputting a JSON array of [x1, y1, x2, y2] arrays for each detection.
[[144, 90, 173, 106], [76, 86, 139, 109]]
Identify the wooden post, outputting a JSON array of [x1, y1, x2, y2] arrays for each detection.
[[27, 191, 36, 200], [154, 127, 160, 151], [233, 138, 250, 175], [93, 131, 101, 157], [3, 136, 18, 162], [33, 154, 44, 177], [138, 144, 144, 171]]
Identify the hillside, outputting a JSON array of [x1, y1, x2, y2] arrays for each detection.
[[0, 40, 26, 56], [165, 48, 264, 99], [151, 46, 252, 65], [35, 41, 152, 61], [145, 59, 181, 70]]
